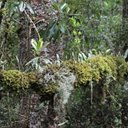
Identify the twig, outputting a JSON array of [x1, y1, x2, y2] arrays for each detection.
[[24, 10, 40, 39], [58, 120, 68, 127]]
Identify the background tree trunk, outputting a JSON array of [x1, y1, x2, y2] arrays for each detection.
[[122, 0, 128, 54]]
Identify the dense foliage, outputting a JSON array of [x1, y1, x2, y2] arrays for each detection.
[[0, 0, 128, 128]]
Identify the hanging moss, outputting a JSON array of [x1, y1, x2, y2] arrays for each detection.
[[33, 65, 60, 94]]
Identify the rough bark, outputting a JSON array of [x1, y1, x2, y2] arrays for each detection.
[[17, 1, 64, 127], [19, 92, 30, 128], [18, 12, 32, 70]]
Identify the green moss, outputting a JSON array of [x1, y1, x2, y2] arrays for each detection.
[[64, 61, 93, 86], [31, 82, 58, 95], [0, 70, 30, 90], [103, 56, 117, 76], [40, 84, 58, 94], [27, 72, 37, 84], [64, 55, 118, 86], [64, 55, 128, 86], [87, 55, 118, 81], [88, 56, 114, 74], [72, 62, 93, 85], [114, 56, 128, 81], [87, 55, 128, 84], [0, 55, 127, 94]]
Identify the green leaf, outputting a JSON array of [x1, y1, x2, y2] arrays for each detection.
[[104, 1, 108, 7], [48, 22, 57, 39], [52, 3, 59, 11], [53, 26, 60, 41], [69, 17, 76, 26], [31, 39, 37, 51], [37, 38, 43, 51], [60, 3, 67, 10], [19, 1, 26, 12], [26, 57, 39, 66], [60, 24, 66, 33]]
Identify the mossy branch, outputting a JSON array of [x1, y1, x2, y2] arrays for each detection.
[[0, 55, 127, 95]]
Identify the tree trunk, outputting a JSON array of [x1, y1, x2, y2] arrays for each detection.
[[122, 0, 128, 54], [19, 92, 30, 128], [121, 1, 128, 126]]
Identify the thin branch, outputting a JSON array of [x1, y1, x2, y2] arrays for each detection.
[[58, 120, 68, 127], [24, 10, 40, 39]]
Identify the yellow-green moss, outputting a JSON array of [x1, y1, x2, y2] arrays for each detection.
[[27, 72, 37, 84], [103, 56, 117, 76], [88, 55, 114, 74], [64, 55, 127, 86], [64, 55, 118, 85], [0, 55, 127, 94], [72, 62, 93, 85], [0, 70, 30, 90], [64, 61, 93, 86], [87, 55, 117, 80], [40, 84, 58, 94]]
